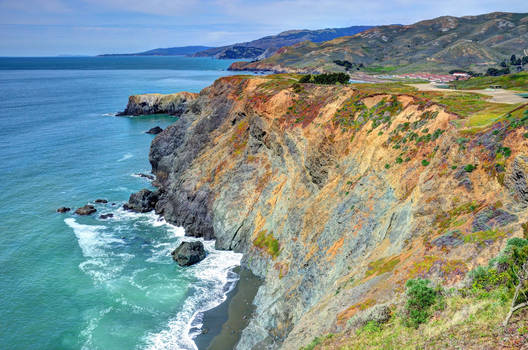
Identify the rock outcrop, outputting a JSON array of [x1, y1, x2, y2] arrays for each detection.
[[117, 92, 198, 116], [127, 75, 528, 349], [57, 207, 70, 213], [146, 126, 163, 134], [123, 189, 159, 213], [171, 241, 207, 266], [75, 205, 96, 215]]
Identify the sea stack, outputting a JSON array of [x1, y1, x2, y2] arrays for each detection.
[[171, 241, 206, 267]]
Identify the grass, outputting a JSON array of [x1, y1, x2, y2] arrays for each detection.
[[468, 103, 523, 128], [314, 293, 512, 350], [364, 256, 400, 278], [463, 229, 506, 244], [253, 230, 280, 258], [451, 72, 528, 91]]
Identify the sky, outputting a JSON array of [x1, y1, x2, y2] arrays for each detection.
[[0, 0, 526, 56]]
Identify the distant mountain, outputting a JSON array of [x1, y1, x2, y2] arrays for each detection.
[[193, 26, 373, 59], [230, 12, 528, 74], [99, 46, 213, 57]]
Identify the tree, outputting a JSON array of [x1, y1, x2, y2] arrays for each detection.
[[299, 74, 312, 83], [511, 54, 517, 65], [500, 60, 508, 68]]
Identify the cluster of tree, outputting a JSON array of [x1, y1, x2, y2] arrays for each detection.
[[298, 73, 350, 85], [486, 67, 511, 76], [333, 60, 364, 71], [501, 54, 528, 67]]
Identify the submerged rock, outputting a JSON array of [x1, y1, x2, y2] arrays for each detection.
[[75, 205, 96, 215], [171, 241, 206, 266], [123, 189, 159, 213], [146, 126, 163, 135], [56, 207, 70, 213], [136, 173, 155, 180], [94, 199, 108, 204]]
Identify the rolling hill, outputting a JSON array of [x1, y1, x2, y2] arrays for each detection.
[[192, 26, 373, 59], [229, 12, 528, 74]]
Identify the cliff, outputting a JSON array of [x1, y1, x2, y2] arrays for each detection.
[[118, 92, 197, 116], [129, 75, 528, 348]]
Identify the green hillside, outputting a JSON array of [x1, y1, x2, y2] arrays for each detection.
[[231, 12, 528, 74]]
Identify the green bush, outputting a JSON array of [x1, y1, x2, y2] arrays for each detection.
[[299, 74, 312, 83], [421, 160, 430, 166], [385, 163, 391, 169], [464, 164, 476, 172], [403, 278, 439, 328], [396, 157, 403, 164]]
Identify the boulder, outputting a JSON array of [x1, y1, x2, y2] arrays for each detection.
[[171, 241, 206, 266], [94, 199, 108, 203], [99, 213, 114, 219], [348, 304, 391, 329], [123, 189, 159, 213], [57, 207, 70, 213], [75, 205, 96, 215], [146, 126, 163, 135]]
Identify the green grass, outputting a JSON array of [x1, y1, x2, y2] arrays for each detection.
[[451, 72, 528, 91], [253, 230, 280, 258]]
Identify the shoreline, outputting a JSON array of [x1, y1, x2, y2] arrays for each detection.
[[194, 266, 262, 350]]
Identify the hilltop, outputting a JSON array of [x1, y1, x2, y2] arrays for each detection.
[[100, 26, 372, 59], [230, 12, 528, 74], [192, 26, 373, 59]]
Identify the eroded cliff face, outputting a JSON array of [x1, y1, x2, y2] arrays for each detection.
[[133, 75, 528, 349], [118, 92, 197, 116]]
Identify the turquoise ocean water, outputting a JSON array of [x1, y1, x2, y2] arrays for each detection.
[[0, 57, 244, 350]]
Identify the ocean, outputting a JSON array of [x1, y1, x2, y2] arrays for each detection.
[[0, 56, 244, 350]]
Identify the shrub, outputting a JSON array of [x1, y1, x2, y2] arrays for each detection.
[[464, 164, 476, 172], [253, 230, 280, 258], [299, 74, 312, 83], [421, 160, 430, 166], [396, 157, 403, 164], [403, 278, 439, 328], [385, 163, 391, 169]]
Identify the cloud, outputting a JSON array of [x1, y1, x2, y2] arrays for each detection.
[[0, 0, 527, 55]]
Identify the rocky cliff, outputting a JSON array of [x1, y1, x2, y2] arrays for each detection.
[[118, 92, 197, 116], [127, 75, 528, 349]]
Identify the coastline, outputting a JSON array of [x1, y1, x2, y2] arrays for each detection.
[[194, 267, 262, 350]]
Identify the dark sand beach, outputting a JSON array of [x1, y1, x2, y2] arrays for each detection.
[[195, 267, 262, 350]]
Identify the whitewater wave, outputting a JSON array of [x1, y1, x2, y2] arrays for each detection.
[[66, 209, 242, 350], [118, 153, 133, 162], [143, 241, 242, 350]]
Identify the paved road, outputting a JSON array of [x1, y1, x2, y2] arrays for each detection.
[[409, 83, 528, 104]]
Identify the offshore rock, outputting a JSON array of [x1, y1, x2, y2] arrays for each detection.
[[123, 189, 159, 213], [117, 92, 197, 116], [94, 199, 108, 203], [75, 205, 96, 215], [56, 207, 70, 213], [146, 126, 163, 134], [171, 241, 206, 266]]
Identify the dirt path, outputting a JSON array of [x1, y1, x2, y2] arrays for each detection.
[[409, 83, 528, 104]]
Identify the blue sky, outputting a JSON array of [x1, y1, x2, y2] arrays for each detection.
[[0, 0, 526, 56]]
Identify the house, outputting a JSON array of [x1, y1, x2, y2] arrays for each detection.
[[452, 72, 471, 80]]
